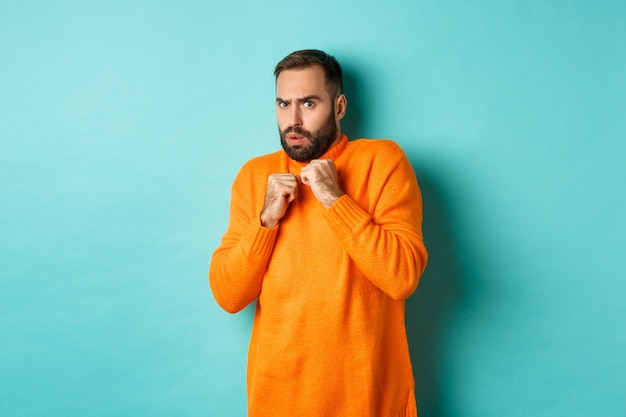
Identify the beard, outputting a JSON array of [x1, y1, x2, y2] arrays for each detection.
[[279, 108, 338, 162]]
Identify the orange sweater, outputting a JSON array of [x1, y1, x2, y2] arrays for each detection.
[[209, 135, 427, 417]]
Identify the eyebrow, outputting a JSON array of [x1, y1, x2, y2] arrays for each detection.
[[276, 95, 323, 104]]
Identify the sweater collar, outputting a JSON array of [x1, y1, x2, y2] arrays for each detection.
[[284, 134, 348, 175]]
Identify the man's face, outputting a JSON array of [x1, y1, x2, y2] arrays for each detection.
[[276, 66, 344, 162]]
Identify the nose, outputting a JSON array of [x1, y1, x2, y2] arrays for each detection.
[[288, 106, 302, 128]]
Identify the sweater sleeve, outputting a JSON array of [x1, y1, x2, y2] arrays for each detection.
[[324, 144, 428, 300], [209, 165, 278, 313]]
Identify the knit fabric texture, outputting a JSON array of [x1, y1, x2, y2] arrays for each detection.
[[210, 134, 428, 417]]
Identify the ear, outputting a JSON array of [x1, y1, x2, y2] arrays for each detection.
[[335, 94, 347, 121]]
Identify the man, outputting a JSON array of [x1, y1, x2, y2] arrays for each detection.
[[209, 49, 428, 417]]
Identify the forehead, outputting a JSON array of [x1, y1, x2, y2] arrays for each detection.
[[276, 65, 329, 99]]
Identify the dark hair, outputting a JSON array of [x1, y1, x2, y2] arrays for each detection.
[[274, 49, 344, 98]]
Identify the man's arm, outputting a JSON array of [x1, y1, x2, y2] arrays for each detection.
[[209, 168, 297, 313], [302, 146, 427, 300]]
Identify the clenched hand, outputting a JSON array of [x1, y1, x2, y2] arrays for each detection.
[[300, 159, 344, 208], [260, 173, 298, 228]]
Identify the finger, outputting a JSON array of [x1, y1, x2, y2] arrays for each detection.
[[299, 170, 309, 185], [283, 182, 298, 202], [271, 178, 296, 192]]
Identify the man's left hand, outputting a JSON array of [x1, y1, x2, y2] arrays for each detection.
[[300, 159, 344, 208]]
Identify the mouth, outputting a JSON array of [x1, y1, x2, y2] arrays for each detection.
[[286, 133, 308, 146]]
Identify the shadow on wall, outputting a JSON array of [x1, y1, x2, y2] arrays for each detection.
[[406, 167, 466, 417], [341, 65, 364, 140], [343, 63, 467, 417]]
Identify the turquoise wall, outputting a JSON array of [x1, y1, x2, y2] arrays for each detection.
[[1, 1, 624, 416]]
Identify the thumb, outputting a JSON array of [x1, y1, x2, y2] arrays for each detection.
[[299, 173, 310, 186], [287, 188, 298, 203]]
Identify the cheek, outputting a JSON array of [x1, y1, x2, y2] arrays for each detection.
[[306, 112, 326, 129], [276, 112, 288, 129]]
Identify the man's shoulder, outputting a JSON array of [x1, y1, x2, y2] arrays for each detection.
[[347, 138, 407, 159], [239, 149, 283, 172], [230, 150, 283, 190]]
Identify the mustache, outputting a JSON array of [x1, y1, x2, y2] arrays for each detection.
[[283, 127, 312, 138]]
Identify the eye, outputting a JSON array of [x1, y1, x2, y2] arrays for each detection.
[[303, 101, 314, 108], [278, 101, 288, 109]]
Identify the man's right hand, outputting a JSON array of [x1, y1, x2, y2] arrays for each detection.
[[260, 173, 298, 228]]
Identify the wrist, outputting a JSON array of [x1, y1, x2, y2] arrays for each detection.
[[260, 212, 278, 228], [323, 192, 344, 209]]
